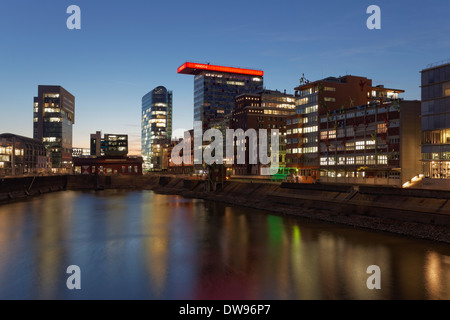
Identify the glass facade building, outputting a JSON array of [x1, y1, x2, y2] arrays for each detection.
[[33, 85, 75, 172], [421, 62, 450, 179], [178, 62, 264, 131], [141, 86, 172, 171]]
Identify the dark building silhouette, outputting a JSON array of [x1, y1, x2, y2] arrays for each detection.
[[33, 85, 75, 172]]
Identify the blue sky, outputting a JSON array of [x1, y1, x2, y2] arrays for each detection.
[[0, 0, 449, 154]]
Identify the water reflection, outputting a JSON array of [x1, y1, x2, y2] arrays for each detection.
[[0, 190, 449, 299]]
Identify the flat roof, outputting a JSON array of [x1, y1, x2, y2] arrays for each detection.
[[177, 62, 263, 77]]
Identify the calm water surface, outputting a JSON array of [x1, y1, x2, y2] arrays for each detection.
[[0, 190, 449, 300]]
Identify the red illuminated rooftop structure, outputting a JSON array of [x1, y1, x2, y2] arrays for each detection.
[[177, 62, 264, 77]]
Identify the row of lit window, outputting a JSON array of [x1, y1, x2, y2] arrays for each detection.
[[321, 125, 387, 140], [320, 155, 388, 166], [298, 87, 319, 97], [287, 137, 318, 144], [297, 105, 319, 115], [320, 171, 401, 179], [319, 106, 398, 123], [422, 129, 450, 145], [287, 147, 318, 154]]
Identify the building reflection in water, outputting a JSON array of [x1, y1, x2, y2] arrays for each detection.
[[0, 190, 450, 299]]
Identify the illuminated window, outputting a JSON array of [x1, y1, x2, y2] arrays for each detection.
[[328, 130, 336, 139], [324, 87, 336, 92], [43, 137, 59, 142], [305, 105, 318, 114], [366, 155, 376, 165], [377, 123, 387, 133], [44, 108, 61, 113], [303, 147, 318, 153], [356, 141, 365, 150], [296, 97, 309, 106], [356, 156, 364, 164], [304, 126, 318, 133], [346, 142, 355, 151], [324, 97, 336, 102], [347, 157, 355, 165], [378, 155, 388, 165]]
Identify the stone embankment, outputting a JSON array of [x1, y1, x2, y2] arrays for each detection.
[[150, 176, 450, 244]]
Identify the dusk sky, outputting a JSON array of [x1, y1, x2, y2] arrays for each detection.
[[1, 0, 449, 154]]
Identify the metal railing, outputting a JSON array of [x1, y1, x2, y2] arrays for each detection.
[[425, 58, 450, 69]]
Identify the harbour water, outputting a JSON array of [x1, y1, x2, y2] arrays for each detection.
[[0, 190, 449, 300]]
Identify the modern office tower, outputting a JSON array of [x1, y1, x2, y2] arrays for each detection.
[[420, 61, 450, 189], [0, 133, 48, 176], [230, 89, 296, 175], [177, 62, 264, 131], [141, 86, 172, 171], [286, 75, 422, 186], [33, 85, 75, 172]]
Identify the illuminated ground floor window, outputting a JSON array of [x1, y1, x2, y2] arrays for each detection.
[[423, 161, 450, 179]]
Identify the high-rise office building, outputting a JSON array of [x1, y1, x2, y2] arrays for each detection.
[[231, 89, 296, 175], [177, 62, 264, 131], [421, 61, 450, 188], [141, 86, 172, 171], [33, 85, 75, 172]]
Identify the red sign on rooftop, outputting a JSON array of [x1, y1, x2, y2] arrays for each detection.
[[177, 62, 263, 77]]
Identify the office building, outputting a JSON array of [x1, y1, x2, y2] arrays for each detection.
[[230, 89, 296, 175], [142, 86, 173, 171], [420, 61, 450, 189], [33, 85, 75, 172], [318, 99, 421, 186], [0, 133, 49, 176], [73, 132, 141, 175], [72, 147, 90, 158], [177, 62, 264, 131], [287, 75, 395, 180], [90, 131, 128, 157]]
